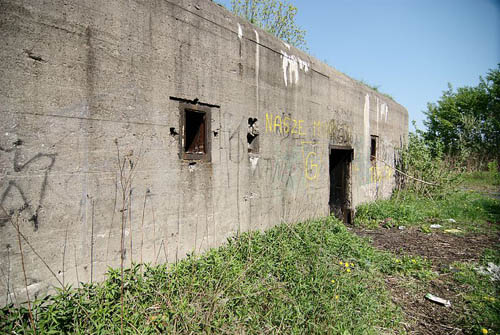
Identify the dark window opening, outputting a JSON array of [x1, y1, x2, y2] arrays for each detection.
[[179, 103, 211, 161], [247, 117, 259, 153], [370, 135, 378, 162], [185, 110, 206, 154]]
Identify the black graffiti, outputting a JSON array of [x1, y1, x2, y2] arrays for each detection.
[[0, 141, 56, 230]]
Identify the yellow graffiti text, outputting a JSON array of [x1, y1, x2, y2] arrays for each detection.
[[265, 113, 306, 136], [369, 165, 393, 184]]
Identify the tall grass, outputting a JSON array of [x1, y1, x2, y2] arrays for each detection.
[[354, 189, 500, 232], [1, 217, 407, 334]]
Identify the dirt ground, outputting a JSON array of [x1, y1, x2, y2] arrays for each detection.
[[352, 226, 499, 335]]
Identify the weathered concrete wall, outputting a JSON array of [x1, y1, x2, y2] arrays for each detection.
[[0, 0, 408, 304]]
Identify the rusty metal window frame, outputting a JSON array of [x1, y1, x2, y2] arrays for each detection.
[[179, 102, 211, 161]]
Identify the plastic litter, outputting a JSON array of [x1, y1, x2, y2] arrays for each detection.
[[430, 224, 442, 229], [444, 228, 462, 234], [425, 293, 451, 307], [476, 263, 500, 282]]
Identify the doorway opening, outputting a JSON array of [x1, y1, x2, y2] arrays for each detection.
[[329, 147, 353, 224]]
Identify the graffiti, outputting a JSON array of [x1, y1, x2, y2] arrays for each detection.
[[369, 165, 394, 184], [225, 113, 246, 163], [266, 157, 299, 188], [304, 152, 319, 180], [301, 141, 322, 181], [0, 140, 56, 230], [265, 113, 306, 137], [264, 113, 353, 145], [312, 119, 352, 144]]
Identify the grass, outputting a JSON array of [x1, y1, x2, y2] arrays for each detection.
[[1, 217, 414, 335], [3, 172, 497, 334], [448, 248, 500, 334], [354, 189, 500, 233], [462, 170, 500, 193], [354, 178, 500, 334]]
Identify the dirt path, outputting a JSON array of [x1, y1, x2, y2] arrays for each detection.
[[353, 226, 499, 335]]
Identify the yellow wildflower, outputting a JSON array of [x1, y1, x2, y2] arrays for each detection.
[[350, 263, 354, 267], [339, 261, 343, 265], [481, 328, 488, 334], [345, 263, 349, 268], [331, 279, 335, 284], [335, 295, 339, 300], [346, 268, 351, 273]]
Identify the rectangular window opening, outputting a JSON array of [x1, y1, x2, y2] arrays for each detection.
[[179, 103, 211, 161], [185, 109, 206, 154], [370, 135, 378, 163]]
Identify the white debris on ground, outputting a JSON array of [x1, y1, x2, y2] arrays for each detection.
[[444, 228, 462, 234], [447, 218, 457, 223], [476, 263, 500, 282], [430, 224, 442, 229], [425, 293, 451, 307]]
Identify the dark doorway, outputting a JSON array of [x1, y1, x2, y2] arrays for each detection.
[[329, 147, 353, 224]]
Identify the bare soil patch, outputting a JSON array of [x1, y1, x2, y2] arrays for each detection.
[[353, 226, 499, 335]]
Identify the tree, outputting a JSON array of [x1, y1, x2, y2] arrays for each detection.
[[422, 64, 500, 169], [230, 0, 307, 50]]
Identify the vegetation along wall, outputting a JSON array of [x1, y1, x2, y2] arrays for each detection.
[[0, 0, 408, 304]]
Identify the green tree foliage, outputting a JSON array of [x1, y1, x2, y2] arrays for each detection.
[[230, 0, 307, 50], [423, 65, 500, 169]]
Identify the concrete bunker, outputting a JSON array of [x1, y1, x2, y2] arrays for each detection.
[[0, 0, 408, 305]]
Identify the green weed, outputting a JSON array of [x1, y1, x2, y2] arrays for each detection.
[[451, 261, 500, 334], [354, 189, 500, 233], [1, 217, 407, 334]]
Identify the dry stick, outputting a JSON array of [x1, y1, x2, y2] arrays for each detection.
[[5, 245, 11, 304], [90, 199, 95, 284], [62, 220, 69, 288], [15, 218, 36, 334], [115, 140, 126, 335], [0, 268, 12, 304], [375, 157, 438, 186], [74, 245, 80, 289], [106, 180, 118, 262], [4, 218, 64, 287], [115, 140, 145, 335], [120, 194, 125, 335], [140, 191, 147, 271], [154, 239, 165, 265], [152, 200, 157, 262], [129, 188, 133, 267]]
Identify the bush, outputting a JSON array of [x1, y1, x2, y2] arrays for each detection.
[[395, 131, 462, 197]]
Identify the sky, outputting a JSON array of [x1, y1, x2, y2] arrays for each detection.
[[216, 0, 500, 131]]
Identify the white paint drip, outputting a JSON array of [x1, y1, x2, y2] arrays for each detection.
[[250, 156, 259, 171], [280, 51, 309, 86], [254, 29, 260, 115], [363, 94, 370, 173], [376, 98, 389, 124], [237, 23, 242, 40]]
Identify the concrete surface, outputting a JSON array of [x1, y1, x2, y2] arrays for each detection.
[[0, 0, 408, 304]]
